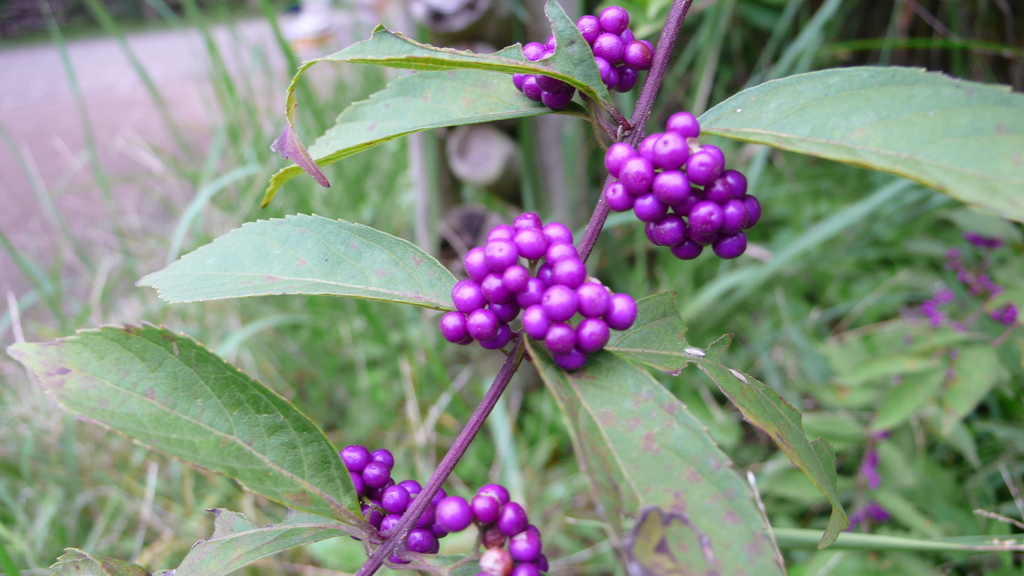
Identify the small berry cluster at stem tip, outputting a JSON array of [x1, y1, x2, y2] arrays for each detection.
[[513, 6, 652, 110], [439, 214, 637, 371], [342, 445, 547, 574], [604, 111, 762, 260]]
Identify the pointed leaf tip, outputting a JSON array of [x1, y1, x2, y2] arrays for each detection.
[[271, 124, 330, 188]]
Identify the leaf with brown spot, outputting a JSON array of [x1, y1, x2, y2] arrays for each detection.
[[607, 293, 849, 548], [51, 550, 149, 576], [528, 342, 783, 575]]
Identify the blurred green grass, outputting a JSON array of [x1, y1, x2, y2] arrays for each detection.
[[2, 1, 1023, 575]]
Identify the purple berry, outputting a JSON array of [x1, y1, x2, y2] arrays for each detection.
[[689, 228, 717, 246], [399, 479, 422, 497], [722, 169, 747, 198], [713, 232, 747, 259], [685, 149, 724, 186], [522, 76, 542, 101], [576, 318, 610, 353], [431, 524, 449, 540], [620, 28, 635, 43], [614, 66, 638, 92], [522, 305, 551, 339], [514, 227, 549, 260], [623, 40, 652, 70], [382, 485, 411, 514], [720, 199, 749, 234], [464, 247, 490, 282], [633, 193, 669, 223], [471, 493, 502, 524], [604, 142, 637, 178], [545, 322, 577, 354], [546, 35, 557, 50], [552, 258, 587, 289], [363, 504, 383, 529], [542, 285, 578, 322], [467, 308, 500, 341], [511, 564, 540, 576], [522, 42, 545, 62], [593, 33, 625, 64], [407, 528, 437, 554], [545, 241, 577, 263], [638, 133, 659, 160], [595, 56, 617, 89], [537, 554, 549, 572], [703, 175, 733, 204], [371, 448, 395, 469], [485, 238, 519, 272], [452, 280, 486, 313], [514, 212, 542, 230], [743, 195, 761, 228], [381, 513, 402, 535], [543, 222, 573, 245], [553, 348, 587, 371], [651, 131, 689, 170], [666, 111, 700, 138], [536, 263, 554, 287], [605, 294, 637, 331], [480, 323, 512, 350], [535, 75, 567, 93], [688, 200, 724, 236], [416, 504, 437, 529], [436, 496, 473, 532], [516, 278, 546, 308], [389, 554, 409, 565], [576, 282, 610, 318], [490, 302, 520, 323], [482, 273, 513, 304], [619, 156, 655, 195], [512, 74, 527, 92], [670, 239, 704, 260], [362, 461, 391, 488], [647, 214, 687, 246], [509, 528, 543, 562], [502, 265, 530, 292], [541, 89, 573, 110], [350, 472, 365, 496], [480, 548, 513, 576], [652, 170, 690, 205], [432, 488, 448, 506], [488, 224, 516, 242], [439, 312, 469, 344], [478, 484, 510, 505], [598, 6, 630, 35], [671, 188, 703, 215], [577, 15, 601, 44], [497, 502, 529, 536], [604, 181, 634, 212], [702, 144, 725, 166], [341, 445, 371, 473]]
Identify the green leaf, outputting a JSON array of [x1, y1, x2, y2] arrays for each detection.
[[623, 507, 782, 576], [173, 509, 352, 576], [264, 0, 608, 202], [940, 344, 1008, 434], [699, 67, 1024, 223], [51, 550, 150, 576], [138, 215, 457, 310], [872, 367, 946, 431], [261, 69, 585, 206], [606, 293, 849, 547], [528, 343, 785, 575], [7, 325, 363, 526]]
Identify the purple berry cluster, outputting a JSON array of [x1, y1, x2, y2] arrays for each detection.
[[512, 6, 652, 110], [341, 445, 451, 560], [439, 214, 637, 371], [603, 111, 762, 260], [342, 446, 548, 572]]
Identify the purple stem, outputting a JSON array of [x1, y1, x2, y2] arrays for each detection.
[[356, 3, 695, 573], [577, 0, 694, 263], [354, 338, 525, 576]]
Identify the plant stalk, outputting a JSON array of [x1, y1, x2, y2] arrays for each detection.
[[355, 338, 526, 576]]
